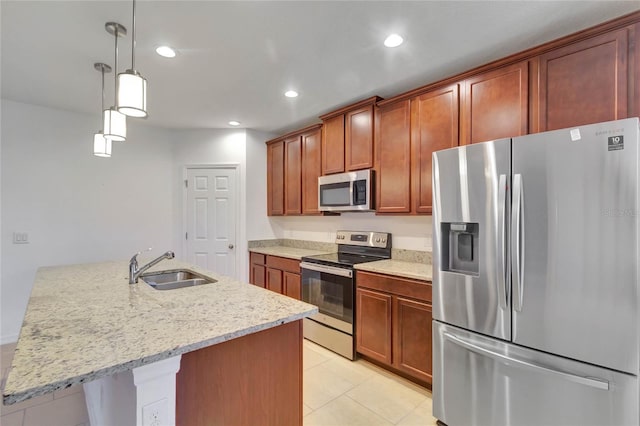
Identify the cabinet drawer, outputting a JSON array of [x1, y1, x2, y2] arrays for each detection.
[[266, 255, 300, 273], [250, 252, 266, 266], [356, 271, 432, 303]]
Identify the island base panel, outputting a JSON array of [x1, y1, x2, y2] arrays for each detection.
[[176, 320, 303, 426]]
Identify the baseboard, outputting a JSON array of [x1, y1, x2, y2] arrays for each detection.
[[1, 333, 19, 346]]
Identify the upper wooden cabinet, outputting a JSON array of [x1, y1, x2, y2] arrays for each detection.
[[376, 99, 412, 214], [321, 115, 345, 175], [320, 96, 381, 175], [411, 84, 460, 214], [266, 140, 284, 216], [301, 127, 322, 215], [284, 136, 302, 215], [461, 60, 529, 145], [376, 84, 460, 215], [535, 26, 633, 132], [266, 124, 322, 216]]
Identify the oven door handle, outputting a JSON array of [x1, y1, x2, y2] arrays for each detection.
[[300, 262, 353, 278]]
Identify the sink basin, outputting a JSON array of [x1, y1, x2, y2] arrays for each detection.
[[140, 270, 217, 290]]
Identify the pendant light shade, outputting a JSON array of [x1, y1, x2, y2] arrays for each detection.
[[103, 107, 127, 141], [93, 132, 112, 157], [93, 62, 112, 158], [118, 0, 148, 118], [117, 70, 147, 117]]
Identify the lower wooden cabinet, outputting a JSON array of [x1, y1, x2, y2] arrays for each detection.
[[249, 252, 301, 300], [356, 270, 433, 385]]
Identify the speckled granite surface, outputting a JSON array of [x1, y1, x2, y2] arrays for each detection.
[[2, 259, 317, 405], [391, 249, 432, 264], [355, 259, 432, 281], [248, 245, 333, 260], [248, 239, 337, 254]]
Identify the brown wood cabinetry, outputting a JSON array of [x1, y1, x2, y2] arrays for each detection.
[[320, 96, 381, 175], [376, 99, 411, 213], [301, 127, 322, 215], [376, 84, 459, 215], [249, 253, 302, 300], [177, 320, 303, 426], [249, 253, 266, 288], [535, 26, 633, 132], [411, 84, 460, 213], [321, 115, 345, 175], [284, 136, 302, 215], [356, 287, 393, 364], [461, 60, 529, 145], [266, 124, 322, 216], [266, 141, 284, 216], [356, 270, 433, 385]]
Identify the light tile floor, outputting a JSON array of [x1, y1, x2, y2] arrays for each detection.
[[1, 340, 438, 426]]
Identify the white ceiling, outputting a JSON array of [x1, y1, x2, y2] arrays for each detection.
[[2, 1, 639, 135]]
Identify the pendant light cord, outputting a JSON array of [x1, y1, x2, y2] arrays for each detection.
[[100, 66, 106, 128], [131, 0, 136, 70], [114, 27, 119, 101]]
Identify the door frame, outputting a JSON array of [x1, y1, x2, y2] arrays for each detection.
[[182, 163, 242, 279]]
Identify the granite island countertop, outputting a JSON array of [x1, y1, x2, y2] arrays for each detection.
[[355, 259, 433, 281], [2, 259, 317, 405]]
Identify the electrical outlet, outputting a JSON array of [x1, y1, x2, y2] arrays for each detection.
[[142, 399, 168, 426], [13, 232, 29, 244]]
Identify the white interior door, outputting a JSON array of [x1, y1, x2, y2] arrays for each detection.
[[185, 167, 237, 278]]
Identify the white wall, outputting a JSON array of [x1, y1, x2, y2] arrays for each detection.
[[270, 214, 432, 251], [245, 129, 279, 241], [171, 129, 248, 280], [0, 100, 175, 343]]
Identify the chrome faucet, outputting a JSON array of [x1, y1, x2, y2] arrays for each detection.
[[129, 250, 175, 284]]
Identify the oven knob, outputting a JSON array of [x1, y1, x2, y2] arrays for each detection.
[[375, 237, 380, 242], [382, 238, 386, 243]]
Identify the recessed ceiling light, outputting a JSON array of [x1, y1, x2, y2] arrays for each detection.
[[228, 121, 240, 126], [284, 90, 299, 98], [155, 46, 176, 58], [384, 34, 403, 48]]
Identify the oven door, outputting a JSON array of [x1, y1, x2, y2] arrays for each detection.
[[300, 261, 354, 334]]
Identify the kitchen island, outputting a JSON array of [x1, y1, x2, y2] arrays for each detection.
[[2, 258, 317, 425]]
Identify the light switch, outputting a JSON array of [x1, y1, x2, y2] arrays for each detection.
[[13, 232, 29, 244]]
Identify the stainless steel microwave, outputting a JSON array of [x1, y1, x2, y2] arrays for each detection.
[[318, 170, 374, 212]]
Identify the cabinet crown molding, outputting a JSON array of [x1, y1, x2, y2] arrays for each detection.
[[319, 96, 383, 120]]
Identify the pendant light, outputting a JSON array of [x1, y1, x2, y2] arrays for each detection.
[[104, 22, 127, 141], [117, 0, 147, 118], [93, 63, 113, 158]]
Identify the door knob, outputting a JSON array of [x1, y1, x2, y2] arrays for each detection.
[[228, 244, 234, 249]]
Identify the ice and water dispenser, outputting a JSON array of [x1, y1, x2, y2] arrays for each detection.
[[440, 223, 479, 275]]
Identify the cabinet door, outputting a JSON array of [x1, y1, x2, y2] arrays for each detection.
[[284, 136, 302, 215], [411, 84, 460, 214], [301, 128, 322, 215], [393, 296, 433, 384], [537, 27, 630, 131], [283, 272, 301, 300], [266, 141, 284, 216], [356, 288, 392, 365], [461, 61, 528, 144], [346, 105, 375, 171], [322, 115, 345, 175], [266, 268, 283, 294], [250, 264, 266, 288], [376, 100, 411, 213]]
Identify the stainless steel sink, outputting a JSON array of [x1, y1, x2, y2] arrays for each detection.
[[140, 269, 217, 290]]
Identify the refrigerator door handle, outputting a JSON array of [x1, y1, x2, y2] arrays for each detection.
[[496, 174, 508, 310], [512, 174, 524, 312], [443, 332, 610, 391]]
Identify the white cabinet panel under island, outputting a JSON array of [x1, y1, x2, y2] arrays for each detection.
[[2, 259, 317, 425]]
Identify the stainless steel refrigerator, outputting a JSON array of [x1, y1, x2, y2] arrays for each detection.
[[432, 118, 639, 426]]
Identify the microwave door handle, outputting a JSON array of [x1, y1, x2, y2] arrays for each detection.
[[350, 181, 355, 205]]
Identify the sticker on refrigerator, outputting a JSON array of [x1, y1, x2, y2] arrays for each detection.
[[608, 135, 624, 151]]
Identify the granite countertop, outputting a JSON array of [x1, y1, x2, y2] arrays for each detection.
[[3, 259, 317, 405], [249, 246, 331, 260], [354, 259, 433, 281]]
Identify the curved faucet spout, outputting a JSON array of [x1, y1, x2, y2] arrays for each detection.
[[129, 250, 175, 284]]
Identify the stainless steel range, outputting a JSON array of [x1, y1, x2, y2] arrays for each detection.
[[301, 230, 391, 360]]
